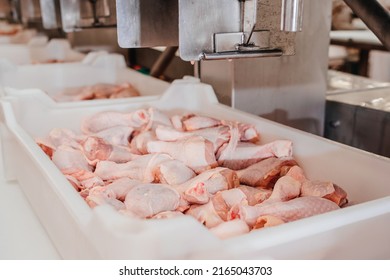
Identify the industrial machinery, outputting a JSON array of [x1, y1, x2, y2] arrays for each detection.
[[59, 0, 116, 32], [38, 0, 121, 53], [0, 0, 42, 25], [113, 0, 328, 135], [119, 0, 328, 135], [116, 0, 303, 61]]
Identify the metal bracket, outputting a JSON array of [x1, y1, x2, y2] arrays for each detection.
[[201, 48, 282, 60], [214, 30, 270, 53], [200, 30, 279, 60]]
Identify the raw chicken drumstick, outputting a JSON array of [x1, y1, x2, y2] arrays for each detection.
[[190, 185, 271, 226], [124, 183, 181, 218], [85, 178, 141, 210], [143, 107, 173, 131], [218, 140, 293, 170], [52, 145, 104, 190], [130, 130, 157, 154], [147, 136, 218, 173], [236, 156, 298, 188], [155, 125, 230, 153], [237, 185, 272, 206], [36, 128, 81, 158], [289, 166, 348, 206], [169, 114, 221, 131], [80, 136, 138, 165], [185, 201, 225, 228], [228, 196, 340, 227], [82, 109, 150, 134], [175, 167, 239, 205], [94, 153, 196, 185], [52, 145, 92, 174], [88, 126, 135, 147], [94, 154, 171, 182]]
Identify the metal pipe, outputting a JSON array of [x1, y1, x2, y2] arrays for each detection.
[[343, 0, 390, 51], [150, 46, 178, 78], [281, 0, 304, 32]]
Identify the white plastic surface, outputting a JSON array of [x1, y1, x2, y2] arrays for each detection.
[[0, 38, 84, 65], [0, 52, 170, 103], [0, 168, 60, 259], [0, 101, 59, 259], [0, 78, 389, 259]]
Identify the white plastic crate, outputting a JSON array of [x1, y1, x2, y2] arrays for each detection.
[[0, 38, 84, 65], [0, 27, 37, 44], [0, 52, 170, 103], [0, 78, 389, 259]]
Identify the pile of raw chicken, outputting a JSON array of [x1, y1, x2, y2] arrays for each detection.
[[36, 107, 348, 239], [53, 83, 140, 102]]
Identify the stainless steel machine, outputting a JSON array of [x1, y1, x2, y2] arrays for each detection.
[[116, 0, 303, 60], [1, 0, 42, 24], [199, 0, 331, 135], [117, 0, 390, 137], [325, 86, 390, 157], [39, 0, 123, 54], [114, 0, 330, 135], [35, 0, 117, 31], [59, 0, 116, 32]]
